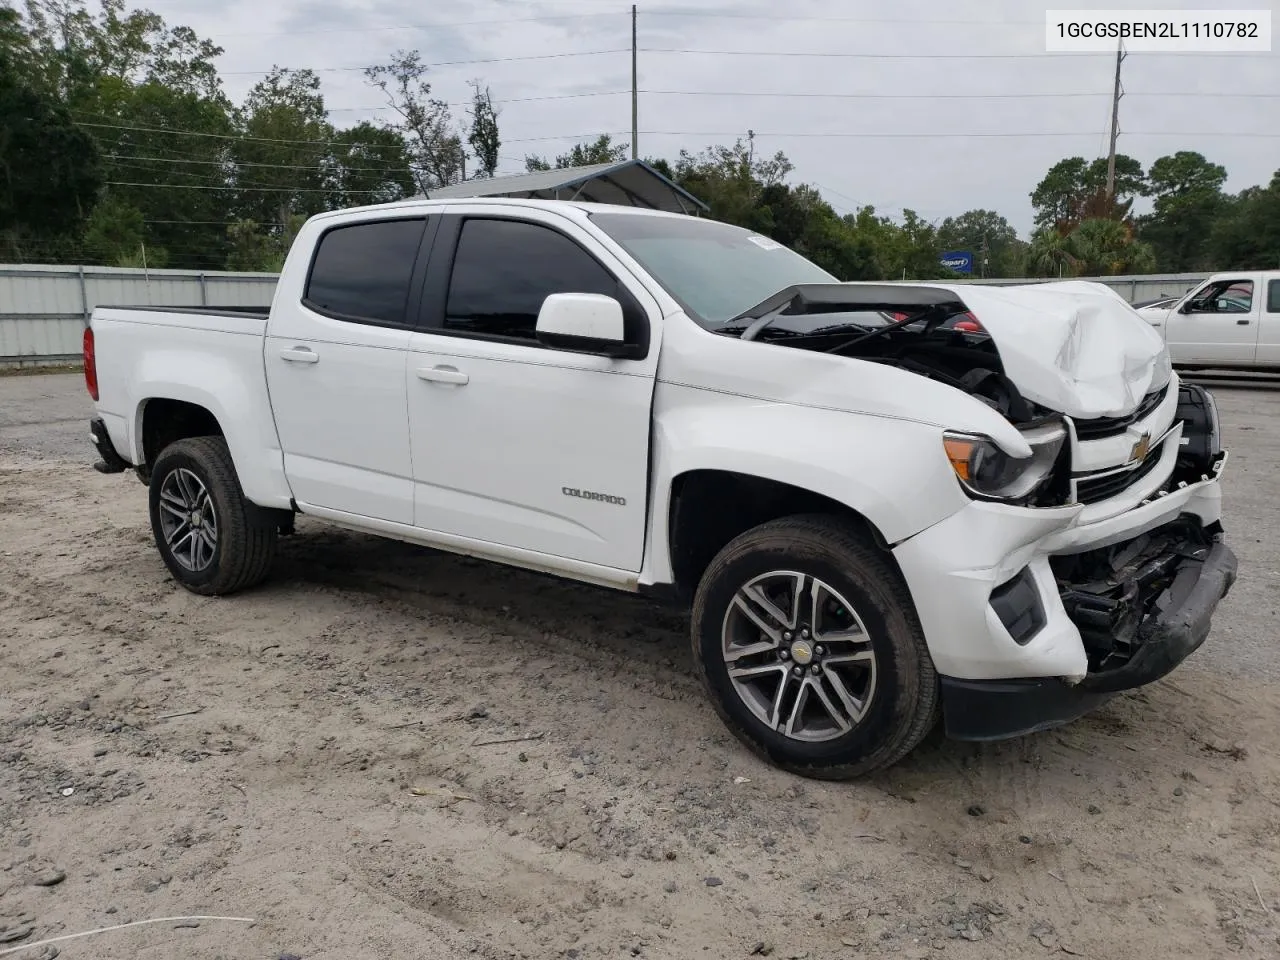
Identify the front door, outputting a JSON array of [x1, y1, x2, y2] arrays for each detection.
[[1163, 276, 1261, 365], [265, 215, 432, 524], [406, 208, 660, 572]]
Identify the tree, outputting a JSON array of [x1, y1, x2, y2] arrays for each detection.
[[81, 193, 143, 264], [233, 67, 332, 231], [16, 0, 233, 268], [1030, 154, 1146, 229], [525, 134, 629, 172], [20, 0, 226, 108], [365, 50, 464, 191], [1137, 151, 1228, 271], [466, 80, 499, 179], [936, 209, 1023, 278], [1027, 218, 1155, 278], [1209, 171, 1280, 270], [0, 52, 102, 260], [93, 77, 236, 270], [327, 122, 414, 208]]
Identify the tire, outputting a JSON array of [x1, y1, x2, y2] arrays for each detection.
[[148, 436, 277, 596], [691, 514, 938, 780]]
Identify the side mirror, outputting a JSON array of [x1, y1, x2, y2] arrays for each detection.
[[536, 293, 636, 358]]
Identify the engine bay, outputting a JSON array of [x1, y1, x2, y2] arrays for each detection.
[[718, 283, 1050, 425]]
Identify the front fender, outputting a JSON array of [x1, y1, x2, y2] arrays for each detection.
[[638, 386, 968, 586], [128, 345, 292, 508]]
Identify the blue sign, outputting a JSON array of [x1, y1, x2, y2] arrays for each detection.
[[939, 250, 973, 274]]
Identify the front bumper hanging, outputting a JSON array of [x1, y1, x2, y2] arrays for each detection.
[[941, 515, 1238, 741]]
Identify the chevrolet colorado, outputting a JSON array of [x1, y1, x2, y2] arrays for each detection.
[[83, 198, 1238, 779]]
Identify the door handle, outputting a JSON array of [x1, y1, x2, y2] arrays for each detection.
[[417, 365, 469, 385], [279, 346, 319, 364], [1236, 319, 1251, 325]]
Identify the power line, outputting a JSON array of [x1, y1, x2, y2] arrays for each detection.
[[633, 89, 1280, 101], [208, 12, 626, 37], [107, 153, 407, 175], [78, 119, 630, 148], [640, 129, 1280, 139], [320, 88, 1280, 114], [640, 46, 1279, 60], [325, 90, 632, 112], [218, 49, 629, 77], [105, 181, 394, 194]]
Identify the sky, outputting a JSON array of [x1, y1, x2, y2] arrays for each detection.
[[143, 0, 1279, 236]]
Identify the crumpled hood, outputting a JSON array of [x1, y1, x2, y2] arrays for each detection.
[[924, 280, 1171, 419]]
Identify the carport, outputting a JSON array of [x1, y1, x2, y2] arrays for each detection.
[[426, 159, 708, 215]]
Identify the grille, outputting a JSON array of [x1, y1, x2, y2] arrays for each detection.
[[1072, 385, 1169, 441], [1074, 450, 1166, 504]]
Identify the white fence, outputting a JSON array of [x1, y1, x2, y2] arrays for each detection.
[[0, 264, 277, 367], [0, 263, 1209, 368], [955, 272, 1206, 305]]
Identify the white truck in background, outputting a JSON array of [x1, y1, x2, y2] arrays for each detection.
[[1136, 270, 1280, 369], [83, 198, 1237, 779]]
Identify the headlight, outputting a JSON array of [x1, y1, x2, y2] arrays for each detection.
[[1149, 348, 1173, 392], [943, 421, 1067, 503]]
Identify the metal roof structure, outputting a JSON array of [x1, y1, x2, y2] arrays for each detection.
[[426, 159, 708, 215]]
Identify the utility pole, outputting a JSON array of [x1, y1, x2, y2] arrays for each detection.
[[631, 4, 638, 160], [1105, 40, 1126, 201], [747, 129, 755, 165]]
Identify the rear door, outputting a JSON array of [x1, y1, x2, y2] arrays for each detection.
[[1162, 275, 1260, 364], [1258, 276, 1280, 367], [405, 206, 660, 572], [265, 214, 435, 524]]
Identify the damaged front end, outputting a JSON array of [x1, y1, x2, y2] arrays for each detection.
[[1055, 515, 1237, 694], [723, 283, 1050, 426]]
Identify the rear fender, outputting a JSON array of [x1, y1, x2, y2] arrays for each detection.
[[129, 347, 292, 508]]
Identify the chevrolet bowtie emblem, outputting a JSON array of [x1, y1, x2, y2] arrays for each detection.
[[1130, 432, 1152, 463]]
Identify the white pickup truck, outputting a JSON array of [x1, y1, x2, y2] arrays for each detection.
[[1137, 269, 1280, 369], [83, 198, 1238, 779]]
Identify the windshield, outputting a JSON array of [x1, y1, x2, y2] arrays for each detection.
[[589, 212, 837, 327]]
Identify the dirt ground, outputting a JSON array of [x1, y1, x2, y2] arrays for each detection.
[[2, 373, 1280, 960]]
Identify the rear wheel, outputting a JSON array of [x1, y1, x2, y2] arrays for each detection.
[[148, 436, 277, 596], [691, 514, 938, 779]]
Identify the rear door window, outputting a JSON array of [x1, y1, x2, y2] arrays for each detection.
[[305, 218, 427, 325]]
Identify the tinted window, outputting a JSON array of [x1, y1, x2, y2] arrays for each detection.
[[445, 218, 623, 340], [305, 218, 425, 325], [1269, 280, 1280, 313]]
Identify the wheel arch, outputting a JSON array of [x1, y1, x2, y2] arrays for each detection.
[[663, 469, 905, 599], [638, 403, 969, 595], [125, 348, 292, 508]]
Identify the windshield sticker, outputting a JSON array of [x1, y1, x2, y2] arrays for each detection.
[[746, 235, 783, 251]]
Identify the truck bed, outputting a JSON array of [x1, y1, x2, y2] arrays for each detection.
[[94, 305, 271, 321]]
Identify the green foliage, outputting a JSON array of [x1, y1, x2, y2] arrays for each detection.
[[0, 47, 102, 259], [1136, 151, 1228, 271], [1209, 171, 1280, 270], [1, 0, 1275, 278], [1030, 154, 1146, 230], [366, 50, 463, 190], [466, 81, 500, 179], [1028, 218, 1155, 277], [936, 209, 1025, 278], [525, 134, 629, 172]]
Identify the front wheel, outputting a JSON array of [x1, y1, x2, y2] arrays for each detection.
[[691, 515, 938, 779], [148, 436, 277, 596]]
